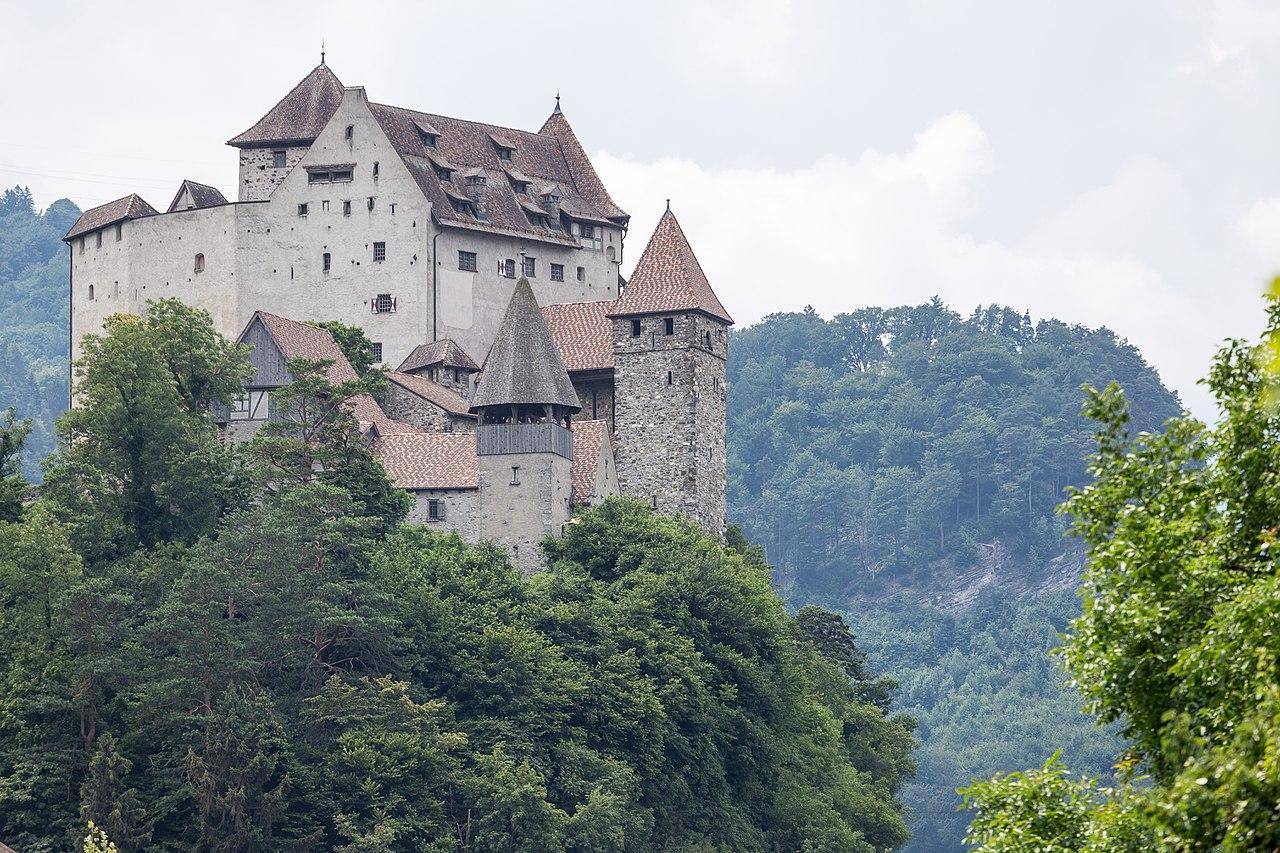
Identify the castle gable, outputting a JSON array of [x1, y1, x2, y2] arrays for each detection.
[[167, 180, 228, 213]]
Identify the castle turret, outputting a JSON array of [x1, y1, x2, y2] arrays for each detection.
[[609, 209, 733, 535], [471, 279, 581, 571]]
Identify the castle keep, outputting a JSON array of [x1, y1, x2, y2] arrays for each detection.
[[63, 61, 732, 569]]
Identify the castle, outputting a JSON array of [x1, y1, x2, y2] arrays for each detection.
[[62, 60, 733, 570]]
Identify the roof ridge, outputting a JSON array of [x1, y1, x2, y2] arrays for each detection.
[[227, 63, 344, 147]]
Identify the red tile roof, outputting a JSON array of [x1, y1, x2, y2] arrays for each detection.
[[386, 371, 475, 417], [227, 63, 345, 147], [609, 209, 732, 324], [253, 311, 358, 383], [374, 432, 478, 490], [571, 419, 610, 505], [64, 194, 158, 241], [542, 300, 615, 372], [540, 106, 628, 223]]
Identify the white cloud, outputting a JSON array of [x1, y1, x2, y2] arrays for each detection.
[[1177, 0, 1280, 98], [675, 0, 798, 89], [598, 113, 1258, 420]]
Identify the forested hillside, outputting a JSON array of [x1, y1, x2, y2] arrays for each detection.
[[0, 186, 78, 480], [0, 300, 915, 852], [727, 303, 1183, 852]]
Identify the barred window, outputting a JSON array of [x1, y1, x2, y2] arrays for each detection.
[[374, 293, 394, 313], [372, 342, 383, 363], [297, 203, 308, 217], [373, 242, 386, 262], [428, 498, 445, 521], [550, 263, 564, 282], [458, 250, 478, 271], [322, 252, 331, 273], [522, 256, 536, 278], [501, 259, 516, 278]]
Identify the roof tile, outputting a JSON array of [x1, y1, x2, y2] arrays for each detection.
[[386, 371, 475, 417], [541, 301, 615, 372], [374, 432, 478, 490], [64, 194, 158, 241], [609, 209, 733, 324], [227, 63, 345, 147]]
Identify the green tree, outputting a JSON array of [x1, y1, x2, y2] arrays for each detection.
[[962, 297, 1280, 849], [306, 320, 377, 376], [0, 408, 30, 522], [42, 301, 251, 561]]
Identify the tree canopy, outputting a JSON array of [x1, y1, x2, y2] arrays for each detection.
[[962, 295, 1280, 850], [0, 300, 915, 852]]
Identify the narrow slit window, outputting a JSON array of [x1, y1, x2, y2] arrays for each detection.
[[193, 253, 205, 273], [322, 252, 331, 272], [630, 319, 641, 337], [664, 317, 674, 335]]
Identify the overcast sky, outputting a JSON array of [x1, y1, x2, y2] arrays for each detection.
[[4, 0, 1279, 418]]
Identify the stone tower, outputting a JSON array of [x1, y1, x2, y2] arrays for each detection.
[[471, 278, 581, 572], [609, 209, 733, 534]]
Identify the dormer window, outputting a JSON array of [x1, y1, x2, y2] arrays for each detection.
[[435, 166, 453, 182], [512, 180, 530, 194], [543, 191, 560, 204], [466, 173, 487, 186], [497, 147, 514, 162], [414, 120, 440, 149]]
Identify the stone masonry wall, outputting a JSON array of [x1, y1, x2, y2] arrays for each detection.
[[475, 447, 573, 573], [378, 382, 475, 433], [612, 312, 727, 534], [238, 146, 309, 202], [406, 489, 479, 540]]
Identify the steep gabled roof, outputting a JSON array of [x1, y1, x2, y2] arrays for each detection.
[[239, 311, 419, 436], [541, 300, 615, 372], [539, 105, 628, 223], [374, 432, 478, 490], [471, 279, 581, 412], [609, 209, 733, 324], [166, 179, 228, 213], [250, 311, 358, 383], [227, 63, 344, 147], [398, 339, 479, 374], [63, 194, 158, 241], [386, 371, 475, 418]]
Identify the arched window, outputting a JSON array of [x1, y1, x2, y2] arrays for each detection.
[[193, 253, 205, 273], [88, 284, 95, 300]]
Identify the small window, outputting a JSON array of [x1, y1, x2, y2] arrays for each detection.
[[343, 200, 351, 216], [522, 256, 536, 278], [298, 203, 308, 217], [435, 166, 452, 182], [367, 197, 375, 212], [96, 231, 102, 248], [322, 252, 331, 273], [577, 266, 585, 282], [193, 253, 205, 273], [704, 330, 712, 348], [322, 200, 330, 212], [458, 250, 477, 272], [422, 133, 438, 149], [272, 149, 286, 168], [88, 284, 94, 300], [664, 317, 675, 336], [510, 465, 520, 485], [579, 223, 595, 239], [427, 498, 445, 521], [372, 342, 383, 363], [79, 237, 85, 254], [497, 147, 514, 162], [114, 223, 122, 242], [667, 370, 673, 386], [373, 242, 386, 262], [372, 162, 379, 179], [630, 319, 641, 337], [501, 259, 516, 278], [345, 124, 354, 142], [374, 293, 394, 313], [550, 263, 564, 282], [466, 173, 487, 186]]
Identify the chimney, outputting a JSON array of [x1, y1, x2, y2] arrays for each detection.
[[462, 168, 489, 219]]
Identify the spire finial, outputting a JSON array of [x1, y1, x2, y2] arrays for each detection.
[[553, 91, 562, 115], [665, 198, 671, 212], [321, 40, 326, 65]]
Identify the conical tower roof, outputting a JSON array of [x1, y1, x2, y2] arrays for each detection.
[[539, 104, 628, 223], [471, 279, 581, 413], [609, 208, 733, 324], [227, 63, 344, 147]]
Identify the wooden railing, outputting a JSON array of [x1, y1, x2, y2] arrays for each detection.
[[477, 423, 573, 459]]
